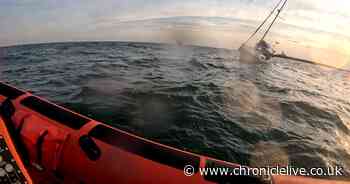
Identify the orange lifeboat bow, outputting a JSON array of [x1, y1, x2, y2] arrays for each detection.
[[0, 81, 348, 184]]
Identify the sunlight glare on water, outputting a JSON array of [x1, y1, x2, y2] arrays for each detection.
[[1, 42, 350, 177]]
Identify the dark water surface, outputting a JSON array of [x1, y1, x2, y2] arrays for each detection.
[[1, 42, 350, 177]]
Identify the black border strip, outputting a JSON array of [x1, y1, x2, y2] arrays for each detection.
[[89, 124, 200, 172], [21, 96, 89, 129], [0, 83, 25, 99]]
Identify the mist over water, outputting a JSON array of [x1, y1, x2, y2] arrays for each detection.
[[1, 42, 350, 178]]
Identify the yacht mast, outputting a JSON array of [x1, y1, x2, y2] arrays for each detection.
[[241, 0, 284, 46], [260, 0, 288, 42]]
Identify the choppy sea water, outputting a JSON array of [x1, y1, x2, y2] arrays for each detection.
[[0, 42, 350, 178]]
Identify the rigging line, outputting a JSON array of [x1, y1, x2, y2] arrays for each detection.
[[272, 54, 350, 73], [241, 0, 284, 46], [260, 0, 288, 42]]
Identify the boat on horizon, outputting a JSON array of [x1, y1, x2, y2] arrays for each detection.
[[238, 0, 286, 63]]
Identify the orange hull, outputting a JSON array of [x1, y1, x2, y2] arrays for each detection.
[[0, 81, 348, 184]]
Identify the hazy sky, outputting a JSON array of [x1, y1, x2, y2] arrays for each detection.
[[0, 0, 349, 65], [1, 0, 349, 43]]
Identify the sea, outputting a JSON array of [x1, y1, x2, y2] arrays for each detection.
[[1, 41, 349, 178]]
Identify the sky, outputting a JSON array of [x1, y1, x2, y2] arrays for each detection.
[[0, 0, 349, 65]]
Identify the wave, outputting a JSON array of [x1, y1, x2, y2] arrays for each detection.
[[1, 41, 350, 177]]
